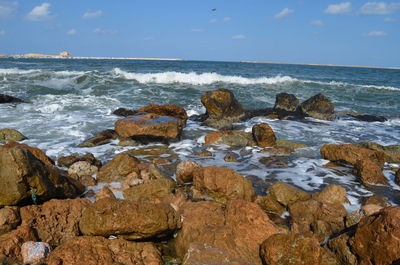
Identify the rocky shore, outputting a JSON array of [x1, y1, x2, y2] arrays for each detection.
[[0, 88, 399, 265]]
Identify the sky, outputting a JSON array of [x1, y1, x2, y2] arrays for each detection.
[[0, 0, 399, 67]]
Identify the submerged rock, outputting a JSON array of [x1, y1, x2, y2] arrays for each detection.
[[300, 93, 336, 121], [204, 130, 254, 147], [78, 129, 118, 147], [252, 123, 276, 147], [0, 94, 27, 104], [112, 107, 137, 117], [0, 128, 27, 142]]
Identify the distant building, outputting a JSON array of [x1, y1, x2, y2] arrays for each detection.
[[59, 51, 71, 58]]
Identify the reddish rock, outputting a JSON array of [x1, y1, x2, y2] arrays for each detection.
[[204, 130, 254, 147], [57, 153, 102, 168], [356, 141, 400, 164], [312, 184, 348, 204], [95, 185, 116, 201], [79, 198, 178, 240], [138, 104, 188, 121], [300, 93, 336, 121], [361, 204, 383, 216], [273, 92, 299, 112], [267, 182, 310, 207], [252, 123, 276, 147], [361, 195, 391, 207], [78, 129, 118, 147], [0, 141, 54, 166], [20, 198, 91, 247], [96, 152, 140, 182], [123, 178, 176, 203], [192, 166, 256, 203], [255, 195, 286, 216], [326, 233, 358, 265], [176, 161, 202, 184], [354, 159, 387, 186], [0, 207, 20, 235], [21, 241, 51, 264], [0, 226, 36, 262], [44, 236, 162, 265], [320, 144, 386, 168]]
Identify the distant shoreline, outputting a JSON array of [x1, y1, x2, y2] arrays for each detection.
[[240, 61, 400, 70]]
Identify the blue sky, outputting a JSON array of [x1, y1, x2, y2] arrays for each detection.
[[0, 0, 399, 67]]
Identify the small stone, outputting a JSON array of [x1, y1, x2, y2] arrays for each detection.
[[21, 241, 51, 264], [224, 153, 238, 162], [78, 129, 118, 147]]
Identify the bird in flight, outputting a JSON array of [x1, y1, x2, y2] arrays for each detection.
[[211, 8, 217, 11]]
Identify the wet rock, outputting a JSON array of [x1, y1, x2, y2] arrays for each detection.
[[95, 185, 116, 201], [356, 141, 400, 163], [361, 195, 391, 207], [353, 159, 387, 186], [0, 207, 20, 235], [79, 198, 178, 240], [200, 88, 245, 130], [192, 166, 256, 203], [204, 130, 254, 147], [259, 157, 288, 168], [224, 153, 239, 162], [68, 161, 98, 179], [96, 152, 140, 182], [194, 151, 213, 157], [0, 145, 83, 206], [44, 236, 162, 265], [267, 182, 310, 207], [0, 94, 27, 104], [176, 161, 202, 184], [0, 141, 55, 166], [320, 144, 386, 168], [255, 195, 286, 216], [396, 169, 400, 185], [138, 104, 188, 121], [78, 129, 118, 147], [21, 241, 51, 264], [300, 93, 336, 121], [20, 198, 90, 247], [57, 153, 102, 168], [274, 92, 299, 112], [276, 139, 306, 149], [351, 114, 387, 122], [0, 226, 36, 262], [312, 184, 348, 204], [252, 123, 276, 147], [112, 107, 137, 117], [123, 178, 176, 203], [0, 129, 27, 142]]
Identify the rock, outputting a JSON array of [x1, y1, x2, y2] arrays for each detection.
[[194, 151, 213, 157], [0, 207, 20, 236], [0, 129, 27, 142], [95, 185, 116, 201], [115, 113, 184, 140], [20, 198, 90, 247], [312, 184, 348, 204], [0, 145, 83, 206], [396, 169, 400, 185], [0, 141, 55, 166], [224, 153, 239, 162], [123, 178, 176, 203], [80, 176, 97, 187], [192, 166, 256, 203], [204, 130, 254, 147], [200, 88, 245, 129], [276, 139, 306, 149], [361, 204, 383, 216], [0, 226, 36, 262], [79, 198, 178, 240], [138, 104, 188, 121], [96, 152, 140, 182], [44, 236, 162, 265], [176, 161, 202, 184], [255, 195, 286, 216], [356, 141, 400, 163], [259, 157, 288, 168], [273, 92, 299, 112], [21, 241, 51, 265], [361, 195, 391, 207], [351, 114, 387, 122], [267, 182, 310, 207], [326, 233, 358, 265], [320, 144, 386, 168], [78, 129, 118, 147], [300, 93, 336, 121], [252, 123, 276, 147], [353, 159, 387, 186], [112, 107, 137, 117], [68, 161, 98, 179], [57, 153, 102, 168], [0, 94, 27, 104]]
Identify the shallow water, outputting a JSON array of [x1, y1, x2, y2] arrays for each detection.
[[1, 58, 399, 209]]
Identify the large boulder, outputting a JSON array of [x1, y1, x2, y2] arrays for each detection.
[[79, 198, 178, 240], [20, 198, 91, 247], [0, 207, 20, 235], [354, 159, 387, 186], [204, 130, 254, 147], [123, 178, 177, 203], [78, 129, 118, 147], [300, 93, 336, 120], [44, 236, 162, 265], [1, 141, 55, 166], [356, 142, 400, 163], [252, 123, 276, 147], [0, 128, 27, 141], [267, 182, 310, 207], [273, 92, 299, 112], [138, 104, 188, 121], [0, 145, 83, 206], [0, 94, 27, 104], [0, 226, 37, 263], [96, 152, 140, 182]]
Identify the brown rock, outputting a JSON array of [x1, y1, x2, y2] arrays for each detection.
[[361, 204, 383, 216], [204, 130, 254, 147], [224, 153, 238, 162], [44, 236, 162, 265], [267, 182, 310, 207], [255, 195, 286, 216], [0, 226, 36, 262], [138, 104, 188, 121], [320, 144, 386, 168], [79, 198, 178, 240], [176, 161, 202, 184], [80, 176, 97, 187], [96, 153, 140, 182], [20, 198, 90, 247], [68, 161, 98, 179], [273, 92, 299, 112], [57, 153, 101, 168], [123, 178, 176, 203], [252, 123, 276, 147], [95, 185, 116, 201], [194, 150, 213, 157], [259, 157, 288, 168], [192, 166, 256, 203], [0, 141, 54, 166], [0, 207, 20, 235], [260, 147, 293, 156], [300, 93, 336, 121], [396, 169, 400, 185], [78, 129, 118, 147], [21, 241, 51, 264], [361, 195, 391, 207], [354, 159, 387, 186], [326, 233, 357, 265], [0, 128, 27, 142], [312, 184, 348, 204], [200, 88, 244, 119], [276, 139, 306, 149], [356, 141, 400, 163]]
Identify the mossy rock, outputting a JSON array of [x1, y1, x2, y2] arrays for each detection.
[[0, 129, 27, 141]]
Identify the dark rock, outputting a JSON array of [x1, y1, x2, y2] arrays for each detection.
[[112, 107, 137, 117], [252, 123, 276, 147], [300, 93, 336, 121], [78, 129, 118, 147], [396, 169, 400, 186], [57, 153, 102, 168], [274, 92, 299, 112], [224, 152, 239, 162], [351, 114, 387, 122], [0, 94, 27, 104]]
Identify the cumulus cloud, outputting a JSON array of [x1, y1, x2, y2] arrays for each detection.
[[93, 28, 118, 35], [223, 17, 231, 22], [384, 17, 397, 22], [0, 1, 18, 19], [364, 30, 388, 37], [67, 29, 77, 35], [324, 2, 352, 14], [274, 8, 294, 19], [209, 18, 217, 23], [0, 29, 6, 35], [232, 34, 246, 39], [191, 28, 205, 32], [26, 2, 53, 21], [310, 20, 324, 26], [82, 10, 103, 19], [359, 2, 400, 15]]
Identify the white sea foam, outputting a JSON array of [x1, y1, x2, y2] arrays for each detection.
[[303, 79, 400, 91], [0, 68, 41, 75]]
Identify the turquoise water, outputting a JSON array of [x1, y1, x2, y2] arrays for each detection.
[[1, 58, 399, 207]]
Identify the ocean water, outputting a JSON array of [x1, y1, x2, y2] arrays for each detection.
[[1, 58, 399, 209]]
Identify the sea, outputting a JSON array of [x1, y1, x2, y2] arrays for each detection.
[[1, 58, 399, 210]]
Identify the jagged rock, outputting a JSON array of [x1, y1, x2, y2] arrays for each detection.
[[267, 182, 310, 207], [356, 141, 400, 163], [78, 129, 118, 147], [21, 241, 51, 264], [0, 226, 36, 262], [96, 152, 140, 182], [354, 159, 387, 186], [176, 161, 203, 184], [204, 130, 254, 147], [112, 107, 137, 117], [300, 93, 336, 121], [274, 93, 299, 112], [255, 195, 286, 216], [0, 129, 27, 141], [0, 94, 27, 104], [57, 153, 102, 168], [95, 185, 116, 201], [312, 184, 348, 204], [0, 141, 55, 166], [0, 207, 20, 235], [123, 178, 176, 203], [252, 123, 276, 147], [138, 104, 188, 121], [68, 161, 98, 179], [361, 195, 391, 207]]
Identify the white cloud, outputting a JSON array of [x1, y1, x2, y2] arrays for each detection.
[[384, 17, 397, 22], [67, 29, 77, 35], [274, 8, 294, 19], [232, 34, 246, 40], [0, 1, 18, 19], [209, 18, 217, 23], [310, 20, 324, 26], [191, 28, 205, 32], [0, 29, 6, 35], [223, 17, 231, 22], [93, 28, 118, 35], [324, 2, 352, 14], [26, 2, 53, 21], [359, 2, 400, 15], [364, 30, 388, 37], [82, 10, 103, 19]]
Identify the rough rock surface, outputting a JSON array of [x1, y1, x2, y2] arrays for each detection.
[[96, 152, 140, 182], [396, 169, 400, 186], [273, 92, 299, 112], [21, 241, 51, 264], [44, 236, 162, 265], [0, 141, 55, 166], [78, 129, 118, 147], [353, 159, 387, 186], [123, 178, 176, 203], [312, 184, 348, 204], [112, 107, 137, 117], [57, 153, 102, 168], [95, 185, 116, 201], [204, 130, 254, 147], [252, 123, 276, 147], [138, 104, 188, 121], [255, 195, 286, 216], [68, 161, 98, 179], [0, 207, 20, 235], [79, 198, 178, 240], [0, 128, 27, 141], [176, 161, 202, 184], [0, 226, 36, 262], [356, 141, 400, 163], [300, 93, 336, 120], [267, 182, 310, 207]]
